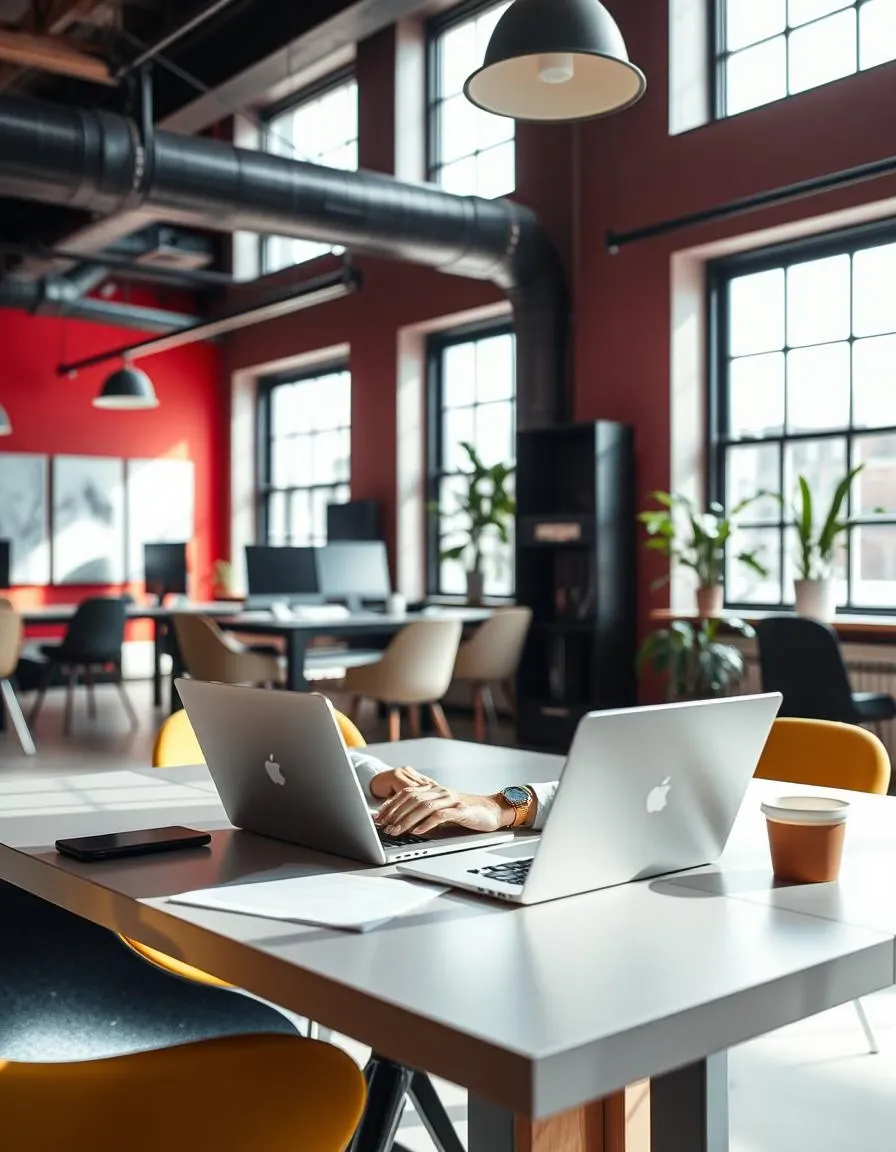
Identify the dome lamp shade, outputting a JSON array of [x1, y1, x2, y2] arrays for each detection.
[[93, 364, 160, 410], [464, 0, 646, 123]]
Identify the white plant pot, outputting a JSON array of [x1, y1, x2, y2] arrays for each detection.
[[794, 578, 836, 621]]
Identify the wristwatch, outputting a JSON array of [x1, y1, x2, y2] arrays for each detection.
[[498, 786, 535, 829]]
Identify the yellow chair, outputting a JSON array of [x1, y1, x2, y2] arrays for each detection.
[[0, 1033, 365, 1152], [755, 716, 891, 1053], [122, 706, 368, 990]]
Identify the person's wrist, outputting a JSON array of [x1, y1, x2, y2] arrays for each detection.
[[490, 793, 518, 829], [369, 771, 393, 800]]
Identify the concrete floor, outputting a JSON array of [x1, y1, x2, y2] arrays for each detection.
[[2, 677, 895, 1151]]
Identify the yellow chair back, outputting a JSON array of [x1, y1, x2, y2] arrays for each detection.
[[755, 717, 890, 796]]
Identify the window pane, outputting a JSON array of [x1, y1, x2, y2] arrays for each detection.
[[444, 406, 475, 470], [439, 155, 478, 195], [860, 0, 896, 69], [289, 490, 312, 545], [726, 37, 787, 114], [726, 0, 785, 51], [853, 335, 896, 427], [476, 334, 515, 402], [851, 525, 896, 607], [476, 105, 514, 152], [786, 342, 850, 432], [476, 141, 515, 199], [726, 443, 782, 521], [787, 254, 850, 346], [784, 524, 847, 601], [852, 241, 896, 337], [788, 0, 851, 27], [440, 20, 477, 96], [267, 491, 287, 545], [476, 2, 510, 54], [727, 527, 781, 603], [440, 94, 480, 165], [475, 401, 514, 465], [788, 9, 856, 94], [481, 532, 514, 597], [729, 269, 785, 356], [853, 434, 896, 516], [728, 352, 785, 437], [444, 343, 476, 407], [783, 437, 848, 516]]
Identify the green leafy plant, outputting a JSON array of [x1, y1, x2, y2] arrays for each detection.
[[637, 617, 755, 701], [434, 442, 516, 575], [638, 491, 769, 589], [211, 559, 234, 593], [790, 466, 868, 580]]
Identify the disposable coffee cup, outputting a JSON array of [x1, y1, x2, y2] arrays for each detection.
[[761, 795, 850, 884]]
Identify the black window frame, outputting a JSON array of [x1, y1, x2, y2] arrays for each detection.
[[258, 66, 358, 275], [713, 0, 881, 120], [257, 362, 352, 547], [708, 218, 896, 616], [426, 0, 515, 193], [426, 318, 516, 598]]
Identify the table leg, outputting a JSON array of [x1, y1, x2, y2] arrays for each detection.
[[285, 632, 310, 692], [469, 1087, 648, 1152], [152, 619, 163, 709], [650, 1054, 728, 1152]]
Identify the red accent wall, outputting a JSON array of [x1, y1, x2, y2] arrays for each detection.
[[0, 305, 225, 636]]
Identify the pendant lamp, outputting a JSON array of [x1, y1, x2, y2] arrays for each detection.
[[93, 363, 159, 410], [0, 403, 11, 435], [464, 0, 646, 123]]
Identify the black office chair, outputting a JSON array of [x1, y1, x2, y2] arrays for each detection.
[[755, 616, 896, 725], [29, 597, 138, 735]]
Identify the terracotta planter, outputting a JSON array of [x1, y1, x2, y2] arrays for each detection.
[[794, 578, 836, 621], [695, 585, 723, 617], [466, 569, 485, 605]]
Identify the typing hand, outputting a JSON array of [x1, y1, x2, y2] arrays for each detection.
[[369, 766, 437, 801], [374, 783, 507, 837]]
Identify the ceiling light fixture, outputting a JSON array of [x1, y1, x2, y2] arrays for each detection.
[[464, 0, 646, 123], [92, 363, 160, 410]]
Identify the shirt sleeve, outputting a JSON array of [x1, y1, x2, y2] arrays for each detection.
[[348, 749, 394, 803], [527, 781, 559, 831]]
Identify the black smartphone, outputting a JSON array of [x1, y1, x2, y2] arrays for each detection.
[[55, 826, 211, 862]]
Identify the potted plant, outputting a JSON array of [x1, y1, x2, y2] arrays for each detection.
[[434, 441, 515, 605], [211, 559, 236, 600], [638, 492, 769, 616], [788, 465, 867, 620], [637, 617, 755, 701]]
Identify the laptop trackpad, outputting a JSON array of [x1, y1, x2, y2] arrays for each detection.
[[492, 840, 539, 859]]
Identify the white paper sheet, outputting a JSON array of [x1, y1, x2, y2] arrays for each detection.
[[168, 873, 446, 932]]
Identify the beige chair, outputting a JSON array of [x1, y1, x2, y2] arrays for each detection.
[[343, 619, 462, 741], [0, 609, 36, 754], [173, 614, 284, 687], [453, 608, 532, 743]]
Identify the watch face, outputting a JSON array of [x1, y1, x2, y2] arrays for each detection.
[[503, 786, 529, 807]]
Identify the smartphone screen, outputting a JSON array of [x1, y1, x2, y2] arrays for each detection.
[[55, 826, 211, 862]]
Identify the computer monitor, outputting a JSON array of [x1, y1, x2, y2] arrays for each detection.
[[144, 542, 188, 600], [245, 546, 320, 605], [0, 540, 10, 589], [327, 500, 382, 542], [316, 541, 391, 613]]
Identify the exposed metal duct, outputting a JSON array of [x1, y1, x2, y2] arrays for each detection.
[[0, 93, 567, 427], [0, 272, 198, 331]]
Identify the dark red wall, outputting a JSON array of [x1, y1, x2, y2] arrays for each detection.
[[0, 305, 225, 633]]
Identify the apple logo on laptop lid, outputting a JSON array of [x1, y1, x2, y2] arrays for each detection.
[[264, 753, 285, 786], [646, 777, 671, 814]]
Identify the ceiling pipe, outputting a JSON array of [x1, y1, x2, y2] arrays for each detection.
[[0, 93, 567, 428], [0, 274, 199, 331]]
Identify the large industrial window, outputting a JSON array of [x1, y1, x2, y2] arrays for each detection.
[[259, 366, 351, 546], [428, 1, 515, 198], [428, 324, 516, 597], [709, 225, 896, 612], [715, 0, 896, 118], [260, 72, 358, 272]]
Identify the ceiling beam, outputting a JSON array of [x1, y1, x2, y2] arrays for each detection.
[[0, 0, 110, 93], [0, 28, 114, 84]]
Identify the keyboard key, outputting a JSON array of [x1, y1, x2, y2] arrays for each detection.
[[474, 858, 534, 886]]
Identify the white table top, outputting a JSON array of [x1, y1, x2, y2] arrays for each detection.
[[0, 743, 894, 1120]]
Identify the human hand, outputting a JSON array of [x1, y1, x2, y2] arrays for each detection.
[[369, 765, 438, 801], [374, 782, 510, 837]]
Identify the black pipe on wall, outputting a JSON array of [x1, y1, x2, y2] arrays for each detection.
[[0, 94, 567, 428]]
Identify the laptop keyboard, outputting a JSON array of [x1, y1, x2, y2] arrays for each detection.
[[472, 858, 534, 887], [379, 831, 426, 848]]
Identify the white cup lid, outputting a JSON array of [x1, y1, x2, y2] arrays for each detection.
[[761, 795, 850, 825]]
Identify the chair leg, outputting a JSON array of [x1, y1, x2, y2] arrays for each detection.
[[429, 702, 453, 739], [472, 685, 486, 743], [84, 665, 97, 721], [63, 667, 77, 736], [387, 705, 401, 742], [502, 676, 517, 718], [482, 683, 500, 743], [350, 1056, 413, 1152], [0, 678, 35, 756], [408, 1070, 466, 1152], [853, 998, 879, 1054], [28, 662, 54, 727], [114, 664, 139, 731], [347, 694, 363, 725], [408, 704, 422, 739]]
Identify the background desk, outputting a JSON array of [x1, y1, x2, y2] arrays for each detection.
[[0, 740, 893, 1152]]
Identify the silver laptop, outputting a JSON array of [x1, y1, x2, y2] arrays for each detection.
[[398, 694, 781, 905], [175, 679, 513, 865]]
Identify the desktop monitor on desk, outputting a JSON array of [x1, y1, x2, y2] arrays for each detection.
[[245, 546, 321, 607], [316, 541, 391, 613], [144, 543, 188, 601], [327, 500, 382, 542]]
